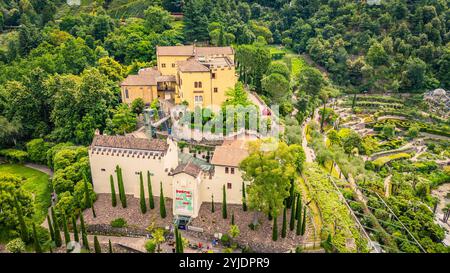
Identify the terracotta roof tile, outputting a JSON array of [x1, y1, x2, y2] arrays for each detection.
[[211, 140, 249, 167], [176, 59, 210, 72], [156, 45, 234, 57], [91, 135, 169, 152], [196, 46, 234, 56], [120, 68, 160, 86], [156, 75, 176, 82], [156, 45, 194, 56], [171, 161, 202, 178]]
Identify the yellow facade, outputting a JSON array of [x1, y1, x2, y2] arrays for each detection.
[[177, 66, 236, 111], [121, 85, 158, 105], [157, 55, 192, 76], [121, 46, 236, 111]]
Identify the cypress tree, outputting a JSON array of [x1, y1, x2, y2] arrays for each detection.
[[32, 223, 42, 253], [160, 182, 166, 218], [281, 206, 287, 238], [115, 166, 123, 204], [94, 236, 102, 253], [79, 213, 86, 237], [62, 214, 70, 245], [178, 230, 184, 253], [211, 195, 215, 213], [108, 240, 113, 253], [110, 175, 117, 207], [116, 166, 127, 208], [120, 167, 127, 208], [287, 180, 295, 209], [83, 173, 96, 218], [296, 194, 302, 221], [47, 215, 55, 241], [80, 213, 89, 251], [222, 185, 227, 219], [51, 207, 62, 247], [147, 171, 154, 209], [175, 227, 180, 253], [296, 205, 302, 236], [301, 206, 307, 236], [14, 195, 29, 242], [139, 172, 147, 214], [289, 194, 297, 231], [272, 215, 278, 241], [72, 215, 79, 242], [242, 182, 247, 211], [82, 232, 90, 252]]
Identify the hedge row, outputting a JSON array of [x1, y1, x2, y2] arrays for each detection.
[[372, 153, 411, 168], [0, 149, 28, 163]]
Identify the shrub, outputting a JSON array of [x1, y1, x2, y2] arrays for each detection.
[[26, 139, 54, 164], [0, 149, 28, 163], [6, 238, 26, 253], [110, 218, 127, 228], [145, 240, 157, 253], [220, 233, 230, 246], [372, 153, 411, 168]]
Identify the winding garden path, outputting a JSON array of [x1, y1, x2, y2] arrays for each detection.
[[24, 163, 53, 177]]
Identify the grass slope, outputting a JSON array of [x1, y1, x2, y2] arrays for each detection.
[[0, 164, 51, 224]]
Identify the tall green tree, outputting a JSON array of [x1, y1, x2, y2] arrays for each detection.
[[62, 214, 70, 245], [272, 216, 278, 241], [110, 175, 117, 207], [72, 215, 79, 242], [222, 185, 227, 219], [47, 215, 55, 242], [79, 213, 89, 251], [14, 195, 29, 243], [183, 0, 210, 42], [281, 206, 287, 238], [32, 223, 42, 253], [116, 166, 127, 208], [147, 171, 155, 209], [139, 172, 147, 214], [240, 140, 305, 225], [108, 240, 113, 253], [301, 206, 307, 236], [289, 194, 297, 231], [242, 182, 247, 211], [51, 207, 62, 247], [160, 182, 166, 218], [83, 173, 95, 217], [94, 236, 102, 253], [299, 67, 325, 97]]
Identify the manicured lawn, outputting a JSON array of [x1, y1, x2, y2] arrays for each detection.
[[0, 164, 51, 224]]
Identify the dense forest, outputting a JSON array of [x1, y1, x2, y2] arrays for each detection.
[[0, 0, 448, 147]]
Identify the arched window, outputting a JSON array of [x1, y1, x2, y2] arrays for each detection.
[[125, 89, 129, 99]]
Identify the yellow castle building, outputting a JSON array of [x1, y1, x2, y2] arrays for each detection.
[[120, 45, 236, 111]]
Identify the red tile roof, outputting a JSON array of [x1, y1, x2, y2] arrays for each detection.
[[211, 139, 249, 167], [170, 160, 203, 178], [91, 135, 169, 152], [120, 68, 160, 86], [176, 59, 210, 72], [156, 45, 234, 57]]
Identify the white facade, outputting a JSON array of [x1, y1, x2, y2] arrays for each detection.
[[89, 136, 247, 219]]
